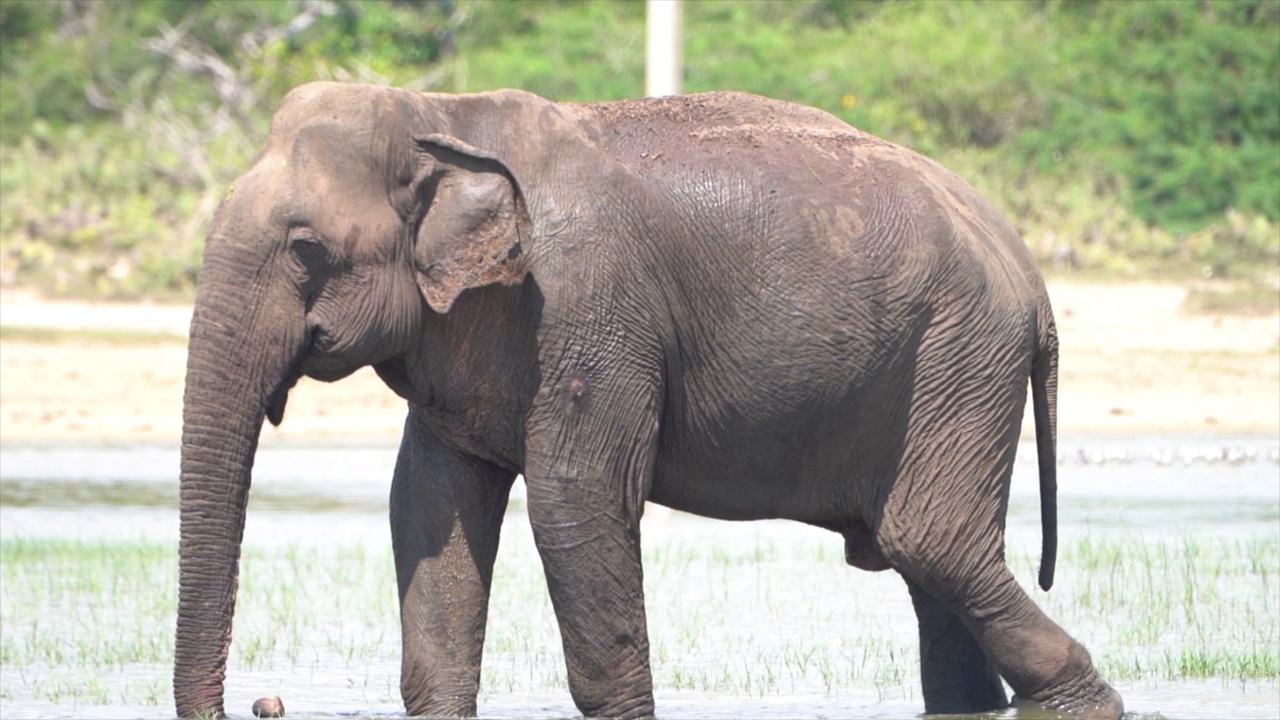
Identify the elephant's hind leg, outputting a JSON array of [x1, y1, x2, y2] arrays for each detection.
[[905, 577, 1007, 712], [833, 520, 1004, 710], [873, 428, 1122, 718]]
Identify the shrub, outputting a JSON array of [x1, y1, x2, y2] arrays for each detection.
[[1, 0, 1276, 298]]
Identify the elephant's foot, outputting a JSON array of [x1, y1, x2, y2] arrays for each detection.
[[401, 676, 480, 719], [1011, 687, 1124, 720], [403, 696, 477, 718], [572, 689, 655, 720], [1011, 654, 1124, 720], [920, 659, 1008, 715]]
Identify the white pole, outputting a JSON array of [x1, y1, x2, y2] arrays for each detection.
[[645, 0, 683, 97]]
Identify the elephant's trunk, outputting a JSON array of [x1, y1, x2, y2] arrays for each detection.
[[174, 246, 308, 718]]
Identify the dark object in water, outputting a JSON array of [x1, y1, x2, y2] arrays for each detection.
[[252, 696, 285, 718]]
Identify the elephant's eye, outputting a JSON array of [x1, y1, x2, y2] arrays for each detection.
[[288, 229, 329, 271]]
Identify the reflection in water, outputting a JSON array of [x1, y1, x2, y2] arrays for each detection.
[[1, 436, 1277, 719]]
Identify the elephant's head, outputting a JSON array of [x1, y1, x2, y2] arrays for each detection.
[[174, 83, 531, 718]]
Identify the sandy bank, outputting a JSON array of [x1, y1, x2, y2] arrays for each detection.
[[0, 281, 1276, 445]]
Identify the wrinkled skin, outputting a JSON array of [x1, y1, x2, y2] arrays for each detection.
[[175, 83, 1123, 720]]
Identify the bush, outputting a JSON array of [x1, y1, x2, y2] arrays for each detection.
[[0, 0, 1276, 298], [1027, 0, 1280, 230]]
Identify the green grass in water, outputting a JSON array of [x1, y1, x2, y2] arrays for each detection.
[[2, 530, 1276, 707]]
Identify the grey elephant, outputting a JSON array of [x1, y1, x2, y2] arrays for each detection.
[[174, 82, 1123, 719]]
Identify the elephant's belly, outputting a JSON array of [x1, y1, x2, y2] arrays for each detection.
[[647, 416, 896, 523], [649, 320, 916, 522], [647, 466, 824, 521]]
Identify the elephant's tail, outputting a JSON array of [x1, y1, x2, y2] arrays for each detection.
[[1032, 305, 1059, 591]]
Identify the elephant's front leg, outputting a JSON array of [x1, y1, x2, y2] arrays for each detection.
[[527, 476, 653, 718], [524, 366, 661, 719], [390, 410, 515, 717]]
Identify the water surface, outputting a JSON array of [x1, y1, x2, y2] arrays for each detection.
[[1, 436, 1277, 719]]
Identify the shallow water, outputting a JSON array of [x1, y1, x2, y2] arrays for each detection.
[[1, 436, 1277, 719]]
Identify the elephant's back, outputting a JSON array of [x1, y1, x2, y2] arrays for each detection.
[[574, 91, 857, 138], [573, 92, 994, 279], [572, 92, 897, 189]]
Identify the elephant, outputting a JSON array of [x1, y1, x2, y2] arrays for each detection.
[[174, 81, 1123, 720]]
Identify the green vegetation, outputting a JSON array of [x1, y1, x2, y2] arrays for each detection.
[[3, 524, 1277, 708], [1, 0, 1276, 300], [1011, 533, 1280, 684]]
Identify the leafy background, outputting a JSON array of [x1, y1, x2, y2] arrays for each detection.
[[1, 0, 1276, 302]]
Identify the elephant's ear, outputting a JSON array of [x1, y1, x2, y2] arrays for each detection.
[[410, 134, 529, 313]]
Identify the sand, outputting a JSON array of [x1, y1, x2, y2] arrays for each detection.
[[0, 281, 1276, 445]]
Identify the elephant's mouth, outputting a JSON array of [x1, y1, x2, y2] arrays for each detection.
[[264, 370, 299, 426], [297, 324, 366, 383], [265, 359, 306, 427], [263, 328, 358, 425], [263, 322, 320, 426]]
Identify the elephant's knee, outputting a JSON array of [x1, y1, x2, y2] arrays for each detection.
[[874, 511, 1004, 599], [872, 514, 932, 575]]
